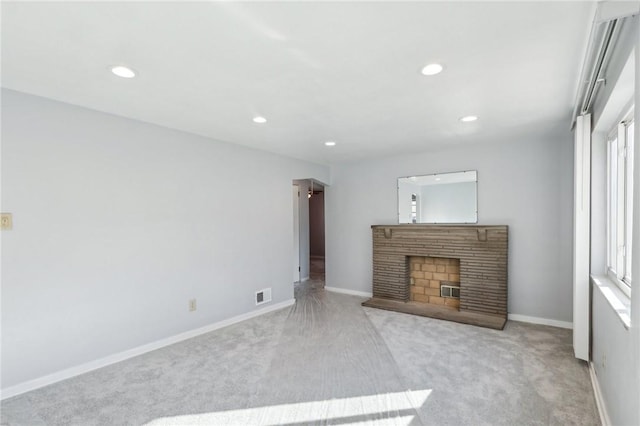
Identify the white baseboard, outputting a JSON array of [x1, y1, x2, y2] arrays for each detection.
[[1, 299, 295, 400], [508, 313, 573, 329], [589, 362, 611, 426], [325, 286, 373, 298], [301, 276, 310, 282]]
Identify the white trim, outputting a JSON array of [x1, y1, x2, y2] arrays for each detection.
[[573, 113, 592, 360], [301, 276, 310, 282], [1, 299, 295, 400], [325, 286, 373, 298], [507, 314, 573, 329], [595, 1, 639, 23], [589, 362, 612, 426], [592, 275, 631, 329]]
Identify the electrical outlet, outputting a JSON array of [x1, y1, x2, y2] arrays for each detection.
[[1, 213, 13, 230], [189, 299, 197, 312]]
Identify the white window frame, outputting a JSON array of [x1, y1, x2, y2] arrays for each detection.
[[410, 193, 419, 223], [606, 107, 634, 297]]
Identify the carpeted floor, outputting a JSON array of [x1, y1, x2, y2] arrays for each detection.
[[1, 272, 599, 425]]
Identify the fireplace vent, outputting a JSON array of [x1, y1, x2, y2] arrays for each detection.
[[441, 285, 460, 299]]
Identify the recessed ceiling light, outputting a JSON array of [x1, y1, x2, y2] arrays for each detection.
[[421, 63, 443, 76], [110, 65, 136, 79], [324, 141, 336, 146], [253, 116, 267, 124], [460, 115, 478, 122], [435, 177, 441, 181]]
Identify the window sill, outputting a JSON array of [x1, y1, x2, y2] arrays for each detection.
[[591, 275, 631, 329]]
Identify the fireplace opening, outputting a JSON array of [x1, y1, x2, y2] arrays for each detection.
[[409, 256, 460, 309]]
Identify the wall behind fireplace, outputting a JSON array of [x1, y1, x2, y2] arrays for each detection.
[[325, 129, 573, 324]]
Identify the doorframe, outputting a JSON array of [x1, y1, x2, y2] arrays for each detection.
[[293, 178, 328, 285], [292, 184, 300, 283]]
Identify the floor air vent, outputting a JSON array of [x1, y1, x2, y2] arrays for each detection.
[[440, 285, 460, 299], [256, 288, 272, 306]]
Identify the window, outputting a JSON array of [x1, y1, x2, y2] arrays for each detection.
[[606, 108, 634, 295], [411, 193, 418, 223]]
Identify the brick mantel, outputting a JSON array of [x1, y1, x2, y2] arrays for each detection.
[[363, 225, 508, 329]]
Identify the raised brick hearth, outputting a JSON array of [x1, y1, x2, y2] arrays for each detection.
[[362, 225, 508, 330]]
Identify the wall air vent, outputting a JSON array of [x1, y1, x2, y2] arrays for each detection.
[[256, 288, 272, 306], [441, 285, 460, 299]]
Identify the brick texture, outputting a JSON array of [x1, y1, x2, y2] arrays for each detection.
[[410, 256, 460, 308], [371, 225, 508, 317]]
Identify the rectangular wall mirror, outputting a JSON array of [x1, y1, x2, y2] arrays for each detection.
[[398, 170, 477, 224]]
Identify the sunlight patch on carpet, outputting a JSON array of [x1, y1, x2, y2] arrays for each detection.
[[145, 389, 432, 425]]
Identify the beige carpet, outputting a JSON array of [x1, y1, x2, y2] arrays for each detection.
[[1, 277, 598, 425]]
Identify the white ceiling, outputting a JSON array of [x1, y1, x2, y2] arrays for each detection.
[[1, 1, 595, 164]]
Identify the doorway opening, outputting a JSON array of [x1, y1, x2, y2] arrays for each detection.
[[292, 179, 326, 286], [309, 184, 325, 282]]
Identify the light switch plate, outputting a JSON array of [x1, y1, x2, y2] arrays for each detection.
[[1, 213, 12, 230]]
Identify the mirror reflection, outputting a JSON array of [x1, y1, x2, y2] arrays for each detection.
[[398, 170, 477, 224]]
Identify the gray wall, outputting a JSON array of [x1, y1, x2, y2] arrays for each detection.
[[588, 19, 640, 425], [1, 89, 329, 389], [634, 38, 640, 422], [420, 181, 476, 223], [592, 287, 638, 425], [326, 131, 574, 321]]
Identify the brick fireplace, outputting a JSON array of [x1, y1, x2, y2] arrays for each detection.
[[363, 225, 508, 329]]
